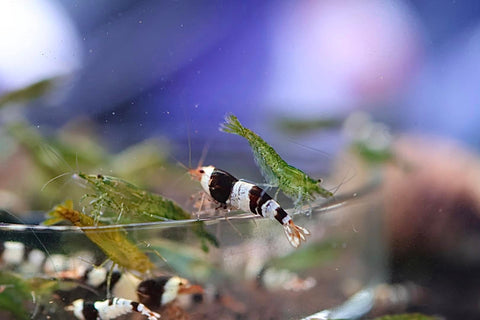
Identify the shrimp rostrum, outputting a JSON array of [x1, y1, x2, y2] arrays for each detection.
[[190, 165, 309, 248], [220, 114, 333, 207]]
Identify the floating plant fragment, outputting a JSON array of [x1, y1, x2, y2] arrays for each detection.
[[0, 77, 57, 108], [0, 271, 31, 320]]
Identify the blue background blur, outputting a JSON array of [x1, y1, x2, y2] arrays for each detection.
[[1, 0, 480, 153]]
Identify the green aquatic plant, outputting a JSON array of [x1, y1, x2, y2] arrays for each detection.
[[0, 270, 76, 320], [0, 78, 57, 108], [276, 116, 342, 134]]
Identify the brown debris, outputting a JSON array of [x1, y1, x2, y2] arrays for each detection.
[[384, 135, 480, 257]]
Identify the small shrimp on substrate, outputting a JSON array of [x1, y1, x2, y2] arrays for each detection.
[[67, 297, 160, 320], [190, 165, 310, 248], [136, 275, 204, 308], [220, 114, 333, 207]]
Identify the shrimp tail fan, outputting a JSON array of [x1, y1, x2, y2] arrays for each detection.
[[220, 114, 248, 137], [283, 220, 310, 248]]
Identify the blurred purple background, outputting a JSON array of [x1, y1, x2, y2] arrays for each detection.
[[1, 0, 480, 151]]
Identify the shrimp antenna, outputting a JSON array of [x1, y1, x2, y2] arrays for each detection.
[[329, 162, 357, 196], [40, 145, 76, 191], [75, 152, 80, 173], [179, 98, 193, 169], [42, 144, 74, 172], [1, 210, 57, 275], [285, 138, 358, 196], [167, 153, 195, 189], [286, 138, 335, 160], [174, 158, 189, 171], [170, 154, 191, 181], [41, 171, 74, 191], [180, 102, 211, 170], [197, 142, 210, 168], [187, 118, 192, 169]]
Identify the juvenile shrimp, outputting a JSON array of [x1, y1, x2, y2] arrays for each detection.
[[67, 275, 204, 319], [189, 165, 309, 248], [71, 268, 204, 310], [67, 297, 161, 320], [220, 114, 333, 207]]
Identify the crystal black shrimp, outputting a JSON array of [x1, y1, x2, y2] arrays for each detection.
[[190, 165, 309, 248]]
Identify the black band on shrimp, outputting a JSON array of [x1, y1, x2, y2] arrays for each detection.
[[208, 169, 238, 204], [67, 297, 161, 320], [192, 165, 310, 248]]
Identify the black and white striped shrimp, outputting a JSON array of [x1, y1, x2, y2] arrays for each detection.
[[136, 275, 204, 308], [66, 267, 204, 309], [65, 268, 204, 319], [67, 297, 161, 320], [189, 165, 310, 248]]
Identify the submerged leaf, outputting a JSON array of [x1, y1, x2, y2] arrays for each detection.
[[46, 200, 155, 274], [0, 78, 57, 108]]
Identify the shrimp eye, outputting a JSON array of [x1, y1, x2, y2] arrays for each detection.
[[317, 178, 322, 183], [199, 169, 205, 174]]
